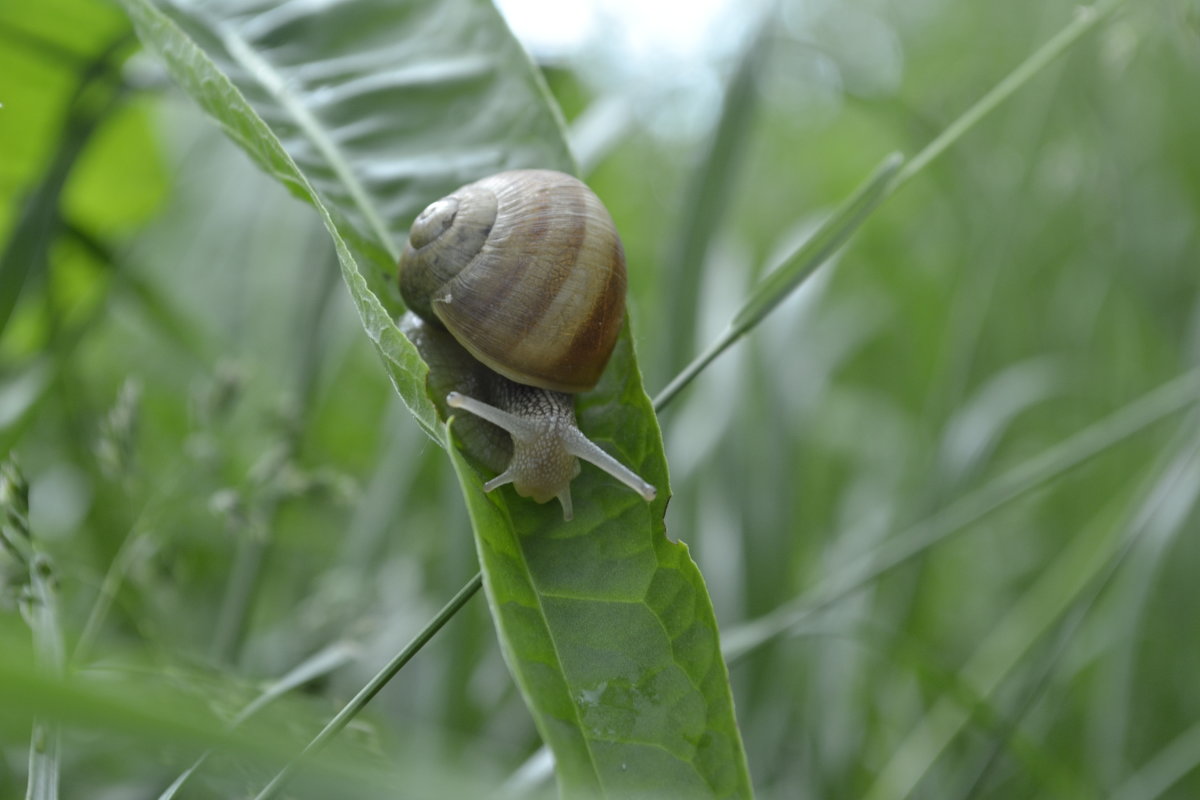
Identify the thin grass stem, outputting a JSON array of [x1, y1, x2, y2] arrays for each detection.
[[653, 152, 901, 412], [252, 572, 484, 800], [888, 0, 1128, 192], [722, 366, 1200, 660], [158, 642, 357, 799], [653, 0, 1129, 409]]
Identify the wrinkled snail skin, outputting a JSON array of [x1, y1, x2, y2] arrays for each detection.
[[398, 169, 656, 520]]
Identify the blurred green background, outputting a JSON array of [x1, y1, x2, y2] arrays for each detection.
[[2, 0, 1200, 797]]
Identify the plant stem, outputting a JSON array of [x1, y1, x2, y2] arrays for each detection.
[[653, 152, 901, 412], [158, 642, 357, 799], [252, 572, 484, 800], [721, 365, 1200, 661], [652, 0, 1129, 410], [888, 0, 1127, 193], [210, 238, 339, 666]]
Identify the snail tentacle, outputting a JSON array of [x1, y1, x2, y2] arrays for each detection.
[[446, 385, 652, 520], [447, 390, 536, 439], [562, 428, 657, 503], [448, 389, 581, 519]]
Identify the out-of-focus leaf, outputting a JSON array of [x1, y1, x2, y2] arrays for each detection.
[[22, 554, 64, 800], [655, 152, 901, 410], [864, 423, 1200, 800], [935, 356, 1064, 486], [659, 14, 772, 382], [0, 0, 137, 341], [0, 70, 123, 341], [722, 366, 1200, 660], [114, 0, 443, 440], [160, 641, 358, 800], [1111, 719, 1200, 800], [140, 0, 575, 303], [0, 622, 386, 791], [62, 97, 169, 231], [0, 0, 128, 196], [0, 3, 167, 236]]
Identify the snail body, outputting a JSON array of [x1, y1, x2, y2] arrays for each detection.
[[398, 169, 656, 520]]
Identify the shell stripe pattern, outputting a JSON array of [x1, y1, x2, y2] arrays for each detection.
[[432, 171, 626, 394]]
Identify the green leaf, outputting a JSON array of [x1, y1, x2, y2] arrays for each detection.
[[864, 423, 1200, 800], [114, 0, 444, 441], [113, 0, 752, 796], [2, 458, 64, 800], [452, 323, 752, 799], [0, 10, 130, 341], [136, 0, 575, 302], [23, 554, 64, 800], [63, 97, 169, 232]]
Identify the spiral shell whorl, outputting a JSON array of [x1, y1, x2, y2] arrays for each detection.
[[398, 170, 626, 394], [399, 185, 499, 322]]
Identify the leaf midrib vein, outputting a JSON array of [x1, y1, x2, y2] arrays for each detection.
[[510, 532, 609, 795]]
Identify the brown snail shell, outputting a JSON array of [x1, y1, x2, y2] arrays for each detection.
[[399, 169, 627, 394], [398, 169, 654, 520]]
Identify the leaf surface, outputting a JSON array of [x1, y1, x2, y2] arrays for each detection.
[[453, 322, 751, 797]]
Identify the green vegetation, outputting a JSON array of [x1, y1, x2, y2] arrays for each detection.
[[2, 0, 1198, 798]]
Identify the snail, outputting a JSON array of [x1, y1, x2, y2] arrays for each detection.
[[397, 169, 657, 520]]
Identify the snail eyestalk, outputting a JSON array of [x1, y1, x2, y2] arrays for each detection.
[[561, 429, 657, 503], [447, 389, 656, 521]]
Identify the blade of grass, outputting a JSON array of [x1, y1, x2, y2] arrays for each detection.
[[1111, 720, 1200, 800], [158, 641, 357, 800], [722, 365, 1200, 660], [24, 554, 64, 800], [251, 572, 483, 800], [864, 419, 1200, 800], [653, 0, 1129, 409], [654, 151, 901, 410], [659, 12, 773, 381], [952, 410, 1200, 800], [72, 527, 154, 665], [887, 0, 1128, 193], [3, 459, 65, 800], [0, 35, 131, 340]]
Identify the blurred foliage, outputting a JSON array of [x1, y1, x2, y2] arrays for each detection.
[[2, 0, 1200, 798]]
